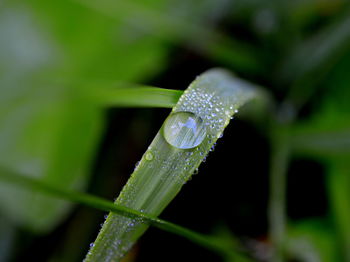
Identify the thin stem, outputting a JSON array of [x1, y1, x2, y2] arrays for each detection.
[[268, 111, 292, 262], [0, 167, 248, 260]]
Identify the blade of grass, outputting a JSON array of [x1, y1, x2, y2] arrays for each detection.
[[268, 103, 295, 262], [86, 86, 183, 108], [276, 9, 350, 110], [0, 166, 250, 261], [268, 123, 291, 262], [291, 128, 350, 156], [35, 76, 183, 108], [86, 68, 258, 261]]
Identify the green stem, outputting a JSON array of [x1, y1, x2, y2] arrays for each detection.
[[268, 115, 292, 262], [0, 167, 248, 260]]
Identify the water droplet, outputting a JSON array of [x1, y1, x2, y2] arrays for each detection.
[[217, 132, 223, 139], [89, 243, 94, 248], [163, 112, 207, 149], [145, 151, 154, 161], [134, 161, 140, 171]]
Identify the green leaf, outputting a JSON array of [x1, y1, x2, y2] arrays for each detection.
[[0, 79, 103, 232], [85, 68, 258, 261], [29, 0, 168, 81]]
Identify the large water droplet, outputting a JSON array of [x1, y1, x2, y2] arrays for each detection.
[[163, 111, 207, 149]]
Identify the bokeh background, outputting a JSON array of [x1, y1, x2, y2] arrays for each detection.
[[1, 0, 350, 261]]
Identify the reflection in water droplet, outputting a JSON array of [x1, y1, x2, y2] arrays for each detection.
[[163, 111, 207, 149]]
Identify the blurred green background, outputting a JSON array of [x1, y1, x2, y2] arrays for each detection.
[[0, 0, 350, 261]]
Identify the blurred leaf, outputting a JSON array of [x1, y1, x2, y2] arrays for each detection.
[[291, 49, 350, 261], [74, 0, 262, 73], [291, 50, 350, 158], [0, 0, 173, 232], [291, 129, 350, 158], [286, 219, 339, 262], [287, 0, 347, 30], [211, 224, 252, 262], [28, 0, 167, 81], [0, 79, 103, 232], [327, 159, 350, 261], [0, 217, 16, 262], [279, 8, 350, 85], [85, 86, 182, 108], [277, 8, 350, 109]]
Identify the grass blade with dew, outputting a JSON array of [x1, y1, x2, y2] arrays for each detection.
[[85, 68, 258, 262]]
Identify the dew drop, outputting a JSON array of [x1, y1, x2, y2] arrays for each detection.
[[163, 111, 207, 149], [134, 161, 140, 171], [145, 151, 154, 161], [217, 132, 224, 139]]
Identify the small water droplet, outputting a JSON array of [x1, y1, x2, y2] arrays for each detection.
[[89, 243, 94, 248], [134, 161, 140, 171], [210, 144, 216, 152], [217, 132, 223, 139], [145, 151, 154, 161], [163, 111, 207, 149]]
